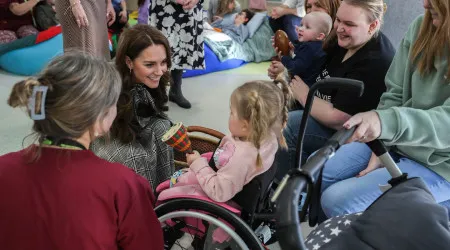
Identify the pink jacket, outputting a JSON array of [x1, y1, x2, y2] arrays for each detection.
[[159, 132, 279, 203]]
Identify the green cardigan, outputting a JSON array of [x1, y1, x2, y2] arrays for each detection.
[[376, 15, 450, 181]]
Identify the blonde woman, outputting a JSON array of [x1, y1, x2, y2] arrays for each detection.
[[321, 0, 450, 218], [272, 0, 395, 181]]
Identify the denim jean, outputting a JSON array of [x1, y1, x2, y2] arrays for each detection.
[[268, 14, 302, 42], [275, 110, 335, 181], [320, 142, 450, 218]]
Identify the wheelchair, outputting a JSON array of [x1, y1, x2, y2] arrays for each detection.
[[154, 78, 370, 250], [155, 125, 278, 249], [155, 78, 450, 250]]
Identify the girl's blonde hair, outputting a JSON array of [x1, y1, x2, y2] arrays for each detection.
[[411, 0, 450, 79], [7, 52, 122, 159], [231, 80, 290, 167]]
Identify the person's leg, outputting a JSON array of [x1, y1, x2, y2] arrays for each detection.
[[281, 14, 301, 42], [0, 30, 18, 44], [16, 25, 39, 38], [321, 142, 373, 191], [321, 156, 450, 218], [275, 110, 335, 181], [170, 69, 191, 109]]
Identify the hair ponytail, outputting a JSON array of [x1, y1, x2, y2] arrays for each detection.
[[231, 80, 290, 169], [8, 78, 41, 109], [273, 79, 290, 149], [248, 90, 266, 168]]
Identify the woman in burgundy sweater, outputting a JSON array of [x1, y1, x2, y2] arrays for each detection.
[[0, 52, 164, 250]]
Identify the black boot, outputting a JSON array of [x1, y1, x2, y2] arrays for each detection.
[[169, 69, 191, 109]]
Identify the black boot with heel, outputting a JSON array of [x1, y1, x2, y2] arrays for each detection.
[[169, 69, 191, 109]]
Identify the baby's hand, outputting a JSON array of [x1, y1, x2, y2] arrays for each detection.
[[186, 150, 201, 165], [289, 42, 295, 57]]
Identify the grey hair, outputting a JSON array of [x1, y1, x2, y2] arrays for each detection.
[[8, 51, 122, 141]]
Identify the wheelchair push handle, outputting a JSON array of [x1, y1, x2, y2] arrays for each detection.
[[319, 77, 365, 96], [296, 78, 364, 171], [328, 127, 356, 147], [276, 127, 356, 250]]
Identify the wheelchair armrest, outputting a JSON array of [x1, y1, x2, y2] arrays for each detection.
[[187, 126, 226, 139]]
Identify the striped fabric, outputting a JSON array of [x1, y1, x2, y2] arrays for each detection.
[[54, 0, 110, 59]]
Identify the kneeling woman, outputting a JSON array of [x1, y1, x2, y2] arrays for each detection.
[[92, 25, 174, 190]]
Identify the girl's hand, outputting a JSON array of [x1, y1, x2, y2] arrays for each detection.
[[268, 61, 285, 79], [357, 153, 384, 177], [290, 75, 309, 105], [186, 150, 201, 165], [106, 1, 116, 26], [71, 1, 89, 28], [343, 111, 382, 143]]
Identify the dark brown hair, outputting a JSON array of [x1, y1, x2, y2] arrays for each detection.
[[242, 9, 255, 25], [112, 24, 172, 144]]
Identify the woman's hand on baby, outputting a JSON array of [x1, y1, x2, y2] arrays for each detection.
[[357, 153, 384, 177], [186, 150, 201, 165], [290, 75, 308, 104], [270, 36, 283, 59], [268, 61, 284, 79], [71, 1, 89, 28]]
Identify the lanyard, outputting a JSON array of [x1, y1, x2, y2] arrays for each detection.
[[42, 137, 87, 150]]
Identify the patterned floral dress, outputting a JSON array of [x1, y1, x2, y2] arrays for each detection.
[[149, 0, 205, 70]]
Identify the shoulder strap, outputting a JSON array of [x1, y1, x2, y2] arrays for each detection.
[[207, 138, 222, 172]]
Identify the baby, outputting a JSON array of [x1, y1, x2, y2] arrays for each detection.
[[272, 11, 332, 86]]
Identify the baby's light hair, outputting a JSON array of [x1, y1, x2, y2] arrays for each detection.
[[231, 80, 290, 167], [309, 11, 333, 35]]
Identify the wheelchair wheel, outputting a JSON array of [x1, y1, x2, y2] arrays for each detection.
[[156, 199, 265, 250]]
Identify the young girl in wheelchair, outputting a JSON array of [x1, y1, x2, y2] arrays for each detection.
[[157, 80, 290, 204]]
